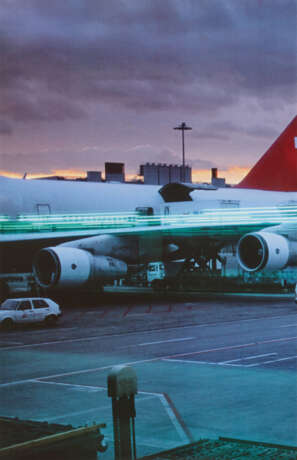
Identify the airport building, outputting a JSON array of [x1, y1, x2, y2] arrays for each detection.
[[105, 162, 125, 182], [86, 171, 102, 182], [35, 163, 229, 188], [211, 168, 226, 187], [139, 163, 192, 185]]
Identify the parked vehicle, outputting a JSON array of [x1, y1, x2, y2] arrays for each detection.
[[146, 262, 166, 288], [0, 297, 62, 329]]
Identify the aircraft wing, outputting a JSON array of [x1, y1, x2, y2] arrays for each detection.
[[1, 205, 291, 244], [1, 207, 296, 280]]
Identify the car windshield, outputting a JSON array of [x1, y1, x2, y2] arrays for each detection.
[[0, 299, 19, 310]]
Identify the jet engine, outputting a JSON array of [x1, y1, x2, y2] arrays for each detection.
[[33, 247, 127, 289], [236, 231, 293, 272]]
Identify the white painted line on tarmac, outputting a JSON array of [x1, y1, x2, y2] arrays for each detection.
[[0, 333, 197, 351], [2, 343, 255, 387], [34, 380, 105, 393], [34, 379, 188, 443], [261, 336, 297, 344], [219, 363, 244, 367], [1, 335, 297, 388], [220, 353, 277, 365], [0, 335, 110, 351], [0, 378, 37, 388], [0, 313, 293, 351], [247, 354, 297, 367], [139, 337, 195, 346], [158, 394, 190, 444], [162, 358, 214, 365], [37, 379, 168, 401], [137, 387, 192, 443], [0, 359, 164, 388]]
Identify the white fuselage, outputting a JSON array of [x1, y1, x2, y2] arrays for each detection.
[[1, 176, 297, 218]]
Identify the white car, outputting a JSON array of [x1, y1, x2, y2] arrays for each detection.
[[0, 297, 62, 329]]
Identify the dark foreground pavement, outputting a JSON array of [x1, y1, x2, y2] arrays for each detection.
[[140, 438, 297, 459]]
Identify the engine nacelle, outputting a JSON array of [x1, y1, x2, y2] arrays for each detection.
[[237, 231, 290, 272], [33, 247, 127, 289]]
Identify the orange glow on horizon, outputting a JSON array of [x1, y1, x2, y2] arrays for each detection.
[[192, 166, 249, 185], [0, 169, 87, 180], [0, 166, 250, 184]]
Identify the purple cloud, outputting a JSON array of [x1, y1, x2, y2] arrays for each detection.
[[0, 0, 295, 174]]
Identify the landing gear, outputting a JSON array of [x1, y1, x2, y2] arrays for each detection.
[[182, 249, 224, 274]]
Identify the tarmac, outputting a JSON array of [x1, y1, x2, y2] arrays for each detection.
[[0, 292, 296, 458]]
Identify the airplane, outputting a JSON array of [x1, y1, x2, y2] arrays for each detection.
[[0, 115, 296, 294]]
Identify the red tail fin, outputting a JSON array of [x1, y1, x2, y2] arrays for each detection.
[[236, 115, 297, 191]]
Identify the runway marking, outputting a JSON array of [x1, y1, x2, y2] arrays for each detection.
[[35, 379, 158, 401], [220, 353, 277, 365], [0, 335, 116, 350], [1, 336, 297, 388], [0, 378, 37, 388], [164, 353, 296, 369], [129, 387, 192, 444], [247, 354, 297, 367], [162, 359, 215, 365], [139, 337, 195, 346], [0, 314, 296, 351], [33, 379, 191, 443], [260, 336, 297, 345], [160, 393, 193, 444], [34, 380, 105, 393]]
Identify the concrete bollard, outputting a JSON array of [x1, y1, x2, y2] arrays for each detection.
[[108, 365, 137, 460]]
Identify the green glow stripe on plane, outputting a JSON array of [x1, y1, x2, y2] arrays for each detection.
[[0, 206, 297, 234]]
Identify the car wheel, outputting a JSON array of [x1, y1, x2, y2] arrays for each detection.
[[2, 318, 14, 330], [44, 315, 58, 327]]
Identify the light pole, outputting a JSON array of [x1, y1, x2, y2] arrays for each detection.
[[173, 122, 192, 182]]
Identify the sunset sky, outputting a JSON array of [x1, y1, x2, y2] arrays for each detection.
[[0, 0, 296, 184]]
